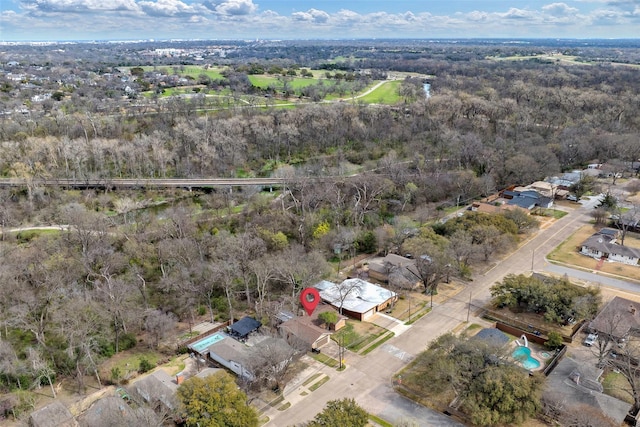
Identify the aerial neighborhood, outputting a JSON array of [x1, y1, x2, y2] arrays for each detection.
[[1, 38, 640, 427]]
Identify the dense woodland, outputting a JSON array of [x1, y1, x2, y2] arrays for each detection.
[[1, 39, 639, 420]]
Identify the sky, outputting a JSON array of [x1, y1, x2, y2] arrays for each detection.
[[1, 0, 639, 42]]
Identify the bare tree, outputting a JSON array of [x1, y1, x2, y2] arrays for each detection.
[[612, 203, 639, 246], [144, 309, 177, 349], [27, 348, 57, 398], [333, 279, 364, 315], [245, 335, 304, 391]]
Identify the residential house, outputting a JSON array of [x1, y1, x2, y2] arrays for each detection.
[[544, 357, 630, 425], [77, 396, 157, 427], [129, 369, 179, 413], [580, 233, 640, 266], [528, 181, 556, 199], [29, 402, 77, 427], [314, 279, 397, 321], [589, 296, 640, 341], [503, 189, 553, 210], [206, 333, 254, 380], [367, 254, 420, 289], [279, 317, 331, 350]]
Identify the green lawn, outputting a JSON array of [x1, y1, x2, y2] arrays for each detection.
[[131, 65, 227, 80], [602, 371, 633, 404], [248, 75, 321, 90], [358, 81, 402, 104], [309, 352, 339, 368], [180, 66, 225, 80], [332, 321, 389, 353]]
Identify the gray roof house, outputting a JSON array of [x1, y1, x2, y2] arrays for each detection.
[[589, 296, 640, 340], [207, 333, 254, 380], [129, 369, 179, 412], [504, 189, 553, 210], [580, 234, 640, 266], [29, 401, 77, 427], [544, 357, 630, 425]]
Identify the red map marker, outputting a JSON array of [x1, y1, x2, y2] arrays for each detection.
[[300, 288, 320, 316]]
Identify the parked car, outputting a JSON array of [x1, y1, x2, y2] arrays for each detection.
[[584, 333, 598, 346], [567, 194, 578, 202]]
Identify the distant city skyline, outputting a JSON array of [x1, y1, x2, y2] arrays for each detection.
[[1, 0, 639, 42]]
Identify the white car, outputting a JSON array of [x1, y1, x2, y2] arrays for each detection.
[[584, 333, 598, 346]]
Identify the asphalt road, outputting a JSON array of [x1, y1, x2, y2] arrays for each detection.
[[264, 195, 614, 427]]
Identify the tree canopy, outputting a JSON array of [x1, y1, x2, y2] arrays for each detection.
[[304, 398, 369, 427], [401, 333, 544, 426], [176, 371, 259, 427], [491, 274, 600, 323]]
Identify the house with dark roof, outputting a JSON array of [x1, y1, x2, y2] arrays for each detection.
[[229, 316, 261, 341], [503, 189, 553, 210], [580, 233, 640, 266]]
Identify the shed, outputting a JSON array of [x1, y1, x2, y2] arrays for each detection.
[[229, 317, 261, 340]]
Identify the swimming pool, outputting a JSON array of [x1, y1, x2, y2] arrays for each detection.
[[190, 333, 225, 353], [512, 346, 541, 370]]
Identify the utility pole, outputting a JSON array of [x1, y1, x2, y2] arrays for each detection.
[[531, 248, 535, 271], [467, 291, 472, 323]]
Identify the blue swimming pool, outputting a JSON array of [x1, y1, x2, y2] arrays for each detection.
[[512, 346, 541, 370], [190, 333, 225, 353]]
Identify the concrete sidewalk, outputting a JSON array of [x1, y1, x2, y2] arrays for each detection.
[[372, 312, 411, 336]]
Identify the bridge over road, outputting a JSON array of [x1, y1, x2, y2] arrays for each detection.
[[0, 177, 291, 190]]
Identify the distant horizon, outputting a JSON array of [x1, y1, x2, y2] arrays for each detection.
[[2, 1, 639, 42], [2, 37, 640, 45]]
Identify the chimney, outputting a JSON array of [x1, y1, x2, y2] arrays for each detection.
[[176, 373, 185, 385]]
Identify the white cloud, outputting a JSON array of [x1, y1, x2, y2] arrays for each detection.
[[138, 0, 202, 16], [22, 0, 139, 13], [4, 0, 639, 41], [542, 3, 579, 15], [212, 0, 257, 15], [292, 8, 329, 23]]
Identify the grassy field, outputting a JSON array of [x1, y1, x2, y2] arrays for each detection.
[[131, 65, 227, 80], [358, 80, 402, 104], [547, 225, 640, 280], [248, 75, 321, 90]]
